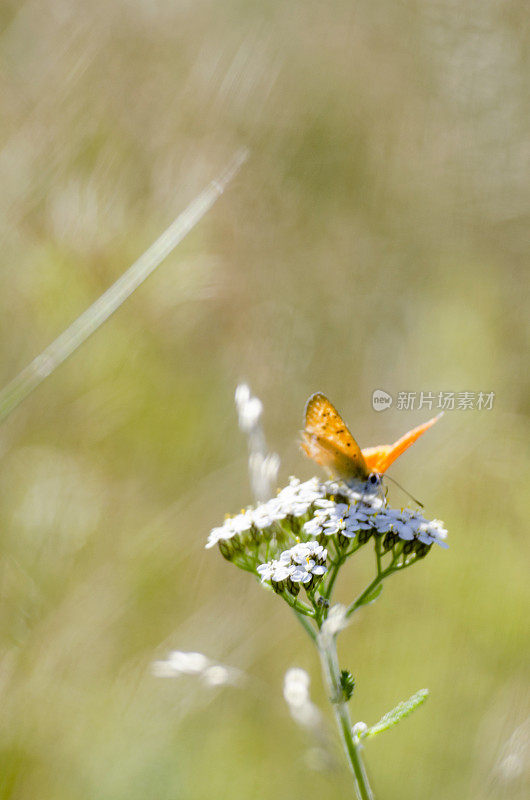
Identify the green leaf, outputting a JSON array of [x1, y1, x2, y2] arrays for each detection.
[[363, 689, 429, 739], [340, 669, 355, 701]]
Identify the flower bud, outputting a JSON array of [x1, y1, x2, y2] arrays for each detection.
[[414, 541, 432, 558], [358, 528, 373, 545], [383, 531, 398, 551], [218, 540, 235, 560]]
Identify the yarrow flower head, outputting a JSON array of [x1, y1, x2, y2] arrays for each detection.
[[205, 477, 329, 558], [206, 476, 448, 596], [304, 498, 381, 547], [257, 541, 328, 596], [372, 508, 449, 554]]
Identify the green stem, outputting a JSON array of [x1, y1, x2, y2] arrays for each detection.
[[281, 591, 315, 618], [318, 631, 374, 800], [322, 559, 342, 601], [374, 536, 383, 574], [292, 609, 317, 642], [346, 571, 388, 618], [346, 544, 422, 618]]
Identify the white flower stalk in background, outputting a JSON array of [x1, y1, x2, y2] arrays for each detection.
[[318, 604, 349, 650], [152, 650, 242, 687], [283, 668, 321, 728], [491, 718, 530, 788], [235, 383, 279, 502]]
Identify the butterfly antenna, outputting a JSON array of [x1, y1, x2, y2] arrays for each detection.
[[382, 474, 424, 508]]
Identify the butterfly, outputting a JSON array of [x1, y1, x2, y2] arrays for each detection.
[[301, 392, 442, 494]]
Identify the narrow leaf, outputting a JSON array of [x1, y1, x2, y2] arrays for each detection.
[[364, 688, 429, 739], [0, 149, 248, 424], [340, 669, 355, 701]]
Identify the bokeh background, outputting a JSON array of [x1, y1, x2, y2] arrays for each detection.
[[0, 1, 528, 798]]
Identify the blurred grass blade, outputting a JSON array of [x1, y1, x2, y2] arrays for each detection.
[[0, 149, 248, 424]]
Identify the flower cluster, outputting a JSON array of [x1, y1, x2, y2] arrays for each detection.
[[205, 477, 326, 556], [303, 499, 448, 556], [371, 509, 448, 553], [257, 541, 327, 595], [206, 476, 448, 572], [304, 499, 380, 547]]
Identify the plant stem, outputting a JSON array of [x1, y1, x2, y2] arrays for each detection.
[[293, 609, 317, 641], [346, 571, 387, 618], [318, 631, 374, 800], [283, 592, 315, 617], [322, 559, 342, 601], [346, 546, 421, 618]]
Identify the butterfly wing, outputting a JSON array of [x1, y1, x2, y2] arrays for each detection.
[[362, 412, 443, 474], [301, 393, 370, 482]]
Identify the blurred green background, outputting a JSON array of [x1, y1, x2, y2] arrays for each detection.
[[0, 1, 528, 798]]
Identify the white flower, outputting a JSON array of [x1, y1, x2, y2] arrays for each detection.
[[313, 497, 344, 511], [373, 509, 415, 540], [281, 541, 327, 566], [284, 541, 328, 584], [280, 542, 328, 568], [289, 556, 327, 585], [206, 477, 448, 555], [305, 503, 348, 537], [257, 560, 293, 584], [206, 525, 230, 549], [274, 477, 326, 517], [274, 564, 295, 582], [251, 498, 286, 529], [205, 508, 255, 549], [372, 512, 394, 534], [230, 511, 255, 533], [307, 499, 378, 541], [417, 518, 449, 548], [302, 517, 324, 537], [256, 562, 276, 581], [392, 518, 415, 541], [206, 496, 289, 550], [290, 566, 314, 585], [205, 521, 239, 549], [258, 540, 328, 591], [341, 506, 375, 538], [373, 508, 449, 548], [322, 505, 349, 534]]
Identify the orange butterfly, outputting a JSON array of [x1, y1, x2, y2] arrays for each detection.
[[301, 393, 441, 492]]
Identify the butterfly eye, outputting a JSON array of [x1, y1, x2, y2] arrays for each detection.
[[368, 473, 380, 486]]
